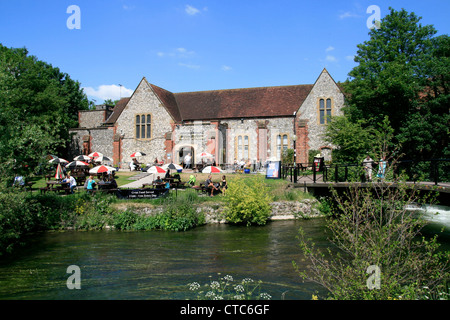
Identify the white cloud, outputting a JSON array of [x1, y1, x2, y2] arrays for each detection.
[[326, 46, 335, 52], [185, 5, 200, 15], [122, 5, 135, 11], [179, 63, 200, 69], [83, 84, 133, 102], [346, 55, 355, 61], [339, 11, 360, 19], [221, 65, 232, 71], [326, 55, 337, 62], [157, 47, 195, 58]]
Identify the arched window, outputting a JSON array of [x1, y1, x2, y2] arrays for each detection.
[[277, 134, 289, 159], [135, 114, 152, 139], [236, 135, 249, 160], [319, 98, 333, 124]]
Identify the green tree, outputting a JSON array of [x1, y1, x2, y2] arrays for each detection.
[[343, 8, 449, 163], [0, 44, 89, 180], [295, 173, 450, 300], [325, 115, 396, 164]]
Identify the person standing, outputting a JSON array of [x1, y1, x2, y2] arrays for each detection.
[[184, 153, 191, 169], [363, 155, 374, 182]]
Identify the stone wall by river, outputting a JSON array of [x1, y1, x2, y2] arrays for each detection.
[[114, 199, 324, 224]]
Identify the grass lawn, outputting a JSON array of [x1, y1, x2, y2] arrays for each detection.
[[27, 170, 314, 202]]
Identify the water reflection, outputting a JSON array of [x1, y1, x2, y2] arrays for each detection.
[[0, 220, 328, 300], [1, 204, 448, 300]]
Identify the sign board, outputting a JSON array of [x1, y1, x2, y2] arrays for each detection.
[[116, 188, 169, 200], [266, 161, 281, 179]]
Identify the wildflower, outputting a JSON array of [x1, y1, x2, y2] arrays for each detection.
[[259, 292, 271, 300], [223, 275, 233, 281], [210, 281, 220, 290], [311, 294, 318, 300], [242, 278, 254, 284], [188, 282, 200, 291], [234, 284, 245, 293]]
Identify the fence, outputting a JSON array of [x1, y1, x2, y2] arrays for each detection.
[[282, 159, 450, 185]]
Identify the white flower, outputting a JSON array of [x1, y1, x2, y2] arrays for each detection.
[[223, 275, 233, 281], [210, 281, 220, 290], [188, 282, 200, 291], [259, 292, 272, 300], [234, 284, 245, 293]]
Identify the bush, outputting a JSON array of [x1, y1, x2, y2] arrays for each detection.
[[0, 190, 43, 255], [224, 176, 272, 226], [114, 197, 206, 232], [295, 180, 450, 300]]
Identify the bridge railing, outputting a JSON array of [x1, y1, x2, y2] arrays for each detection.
[[282, 159, 450, 185]]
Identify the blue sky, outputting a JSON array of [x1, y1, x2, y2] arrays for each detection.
[[0, 0, 449, 104]]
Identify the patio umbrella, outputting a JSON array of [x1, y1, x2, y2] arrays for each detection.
[[46, 154, 60, 161], [66, 161, 89, 168], [130, 151, 146, 158], [93, 155, 113, 163], [89, 165, 117, 174], [74, 155, 92, 161], [88, 152, 103, 158], [146, 166, 167, 174], [199, 152, 213, 158], [202, 166, 223, 173], [55, 163, 65, 180], [162, 163, 183, 171], [49, 158, 69, 164]]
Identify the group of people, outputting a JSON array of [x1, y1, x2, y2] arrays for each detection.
[[362, 155, 387, 182], [205, 174, 228, 196], [63, 173, 117, 194]]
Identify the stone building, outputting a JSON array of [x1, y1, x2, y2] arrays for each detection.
[[69, 68, 344, 168]]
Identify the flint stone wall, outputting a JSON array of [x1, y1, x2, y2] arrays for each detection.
[[115, 198, 323, 224]]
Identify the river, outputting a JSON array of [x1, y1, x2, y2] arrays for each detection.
[[0, 205, 448, 300]]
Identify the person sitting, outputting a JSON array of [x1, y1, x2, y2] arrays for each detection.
[[188, 175, 196, 187], [221, 175, 228, 195], [205, 174, 219, 196], [63, 172, 77, 194], [86, 175, 96, 194], [154, 176, 163, 183], [164, 169, 171, 179]]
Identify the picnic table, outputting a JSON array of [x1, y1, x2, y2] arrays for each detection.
[[142, 182, 166, 189], [163, 177, 185, 189], [97, 181, 118, 194], [41, 181, 70, 195]]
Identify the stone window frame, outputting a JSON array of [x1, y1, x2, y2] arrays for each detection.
[[276, 133, 289, 159], [235, 134, 250, 161], [135, 113, 153, 140], [317, 97, 333, 125]]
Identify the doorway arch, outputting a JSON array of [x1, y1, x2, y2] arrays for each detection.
[[176, 145, 195, 168]]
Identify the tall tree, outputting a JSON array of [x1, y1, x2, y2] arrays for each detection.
[[343, 8, 449, 162], [0, 44, 89, 180]]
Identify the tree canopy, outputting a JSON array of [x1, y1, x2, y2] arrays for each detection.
[[0, 44, 89, 180], [334, 8, 449, 163]]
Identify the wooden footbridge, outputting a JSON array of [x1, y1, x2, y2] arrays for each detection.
[[282, 159, 450, 206]]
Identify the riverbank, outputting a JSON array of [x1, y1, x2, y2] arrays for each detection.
[[112, 198, 324, 225]]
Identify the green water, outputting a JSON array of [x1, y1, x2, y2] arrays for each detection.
[[1, 204, 449, 300], [0, 219, 329, 300]]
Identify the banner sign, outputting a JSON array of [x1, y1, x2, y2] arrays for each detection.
[[116, 188, 169, 199]]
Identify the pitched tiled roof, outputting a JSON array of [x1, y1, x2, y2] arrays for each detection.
[[106, 81, 316, 124], [150, 84, 182, 122], [173, 85, 314, 121], [104, 97, 130, 124]]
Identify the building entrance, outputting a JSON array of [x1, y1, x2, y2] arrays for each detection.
[[178, 146, 195, 169]]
